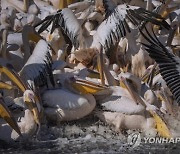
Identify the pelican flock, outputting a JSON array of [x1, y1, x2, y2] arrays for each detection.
[[0, 0, 180, 149]]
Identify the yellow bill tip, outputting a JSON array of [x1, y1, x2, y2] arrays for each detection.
[[150, 111, 172, 138]]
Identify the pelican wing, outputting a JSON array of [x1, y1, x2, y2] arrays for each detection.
[[103, 2, 170, 29], [36, 8, 83, 49], [140, 28, 180, 104], [92, 3, 170, 54], [58, 8, 83, 49], [20, 40, 55, 89]]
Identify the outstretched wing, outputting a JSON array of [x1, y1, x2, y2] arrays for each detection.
[[35, 8, 83, 49], [92, 1, 170, 54], [104, 1, 170, 29], [19, 40, 55, 90], [140, 28, 180, 104]]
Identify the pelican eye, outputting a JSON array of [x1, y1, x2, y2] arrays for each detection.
[[29, 93, 33, 97], [155, 82, 161, 89], [126, 79, 133, 84], [126, 79, 137, 90]]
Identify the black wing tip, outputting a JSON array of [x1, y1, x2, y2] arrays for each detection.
[[140, 27, 180, 106]]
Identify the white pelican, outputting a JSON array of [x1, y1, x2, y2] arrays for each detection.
[[39, 75, 111, 123], [42, 89, 96, 122], [1, 30, 103, 125], [5, 0, 37, 13], [0, 65, 40, 124], [97, 72, 157, 114], [142, 64, 172, 97], [141, 64, 174, 114], [0, 39, 54, 125], [34, 1, 171, 85], [0, 38, 103, 124], [91, 0, 170, 53], [67, 72, 157, 114], [140, 27, 180, 104], [0, 83, 37, 142], [35, 0, 170, 55], [95, 110, 157, 137], [0, 108, 37, 142], [69, 75, 172, 138]]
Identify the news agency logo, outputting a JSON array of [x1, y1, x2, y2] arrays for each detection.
[[127, 132, 141, 148], [127, 132, 180, 148]]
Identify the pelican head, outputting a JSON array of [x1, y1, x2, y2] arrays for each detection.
[[119, 72, 144, 105], [141, 65, 155, 81], [23, 90, 40, 125], [119, 72, 141, 93], [141, 64, 159, 87], [23, 90, 35, 102]]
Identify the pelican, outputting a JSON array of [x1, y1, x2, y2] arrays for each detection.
[[10, 73, 106, 124], [0, 108, 37, 142], [97, 72, 157, 114], [35, 0, 170, 54], [142, 64, 174, 114], [0, 37, 55, 125], [42, 89, 96, 122], [39, 73, 112, 123], [142, 64, 172, 96], [0, 9, 13, 30], [90, 0, 170, 54], [33, 0, 171, 88], [1, 23, 105, 125], [69, 73, 172, 138], [0, 82, 37, 142], [95, 110, 157, 137], [1, 36, 103, 124], [0, 0, 178, 141], [140, 27, 180, 104], [35, 8, 85, 49], [40, 66, 108, 122]]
